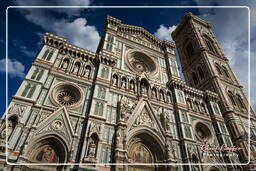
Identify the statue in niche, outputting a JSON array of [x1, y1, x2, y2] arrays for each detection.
[[112, 76, 117, 86], [7, 120, 14, 138], [163, 110, 171, 132], [121, 79, 126, 88], [73, 64, 80, 74], [61, 60, 69, 69], [152, 89, 156, 98], [84, 67, 91, 78], [140, 83, 147, 95], [88, 142, 96, 158], [130, 81, 135, 91], [116, 129, 122, 146], [166, 141, 175, 159]]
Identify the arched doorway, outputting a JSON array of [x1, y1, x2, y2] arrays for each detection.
[[28, 136, 68, 164], [127, 132, 165, 171]]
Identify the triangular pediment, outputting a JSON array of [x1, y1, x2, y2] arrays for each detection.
[[34, 107, 75, 143], [127, 99, 165, 136]]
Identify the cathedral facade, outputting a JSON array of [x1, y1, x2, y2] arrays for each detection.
[[0, 13, 255, 171]]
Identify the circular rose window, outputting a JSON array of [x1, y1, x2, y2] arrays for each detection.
[[194, 122, 212, 143], [125, 50, 158, 77], [51, 82, 83, 108]]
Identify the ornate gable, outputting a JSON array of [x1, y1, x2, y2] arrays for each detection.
[[34, 107, 75, 145], [126, 99, 165, 137]]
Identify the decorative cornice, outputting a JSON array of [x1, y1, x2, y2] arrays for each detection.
[[44, 32, 116, 67], [172, 12, 211, 40], [106, 16, 175, 49]]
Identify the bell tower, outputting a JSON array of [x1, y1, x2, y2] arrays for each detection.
[[172, 13, 256, 166]]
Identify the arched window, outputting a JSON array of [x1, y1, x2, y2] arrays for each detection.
[[21, 83, 31, 97], [236, 94, 245, 109], [197, 67, 204, 80], [192, 72, 199, 85], [46, 50, 54, 61], [27, 85, 36, 98], [185, 43, 195, 58], [204, 37, 216, 54], [42, 49, 49, 59], [215, 63, 222, 75], [36, 70, 44, 81], [228, 91, 237, 106], [31, 68, 39, 80], [222, 66, 230, 78]]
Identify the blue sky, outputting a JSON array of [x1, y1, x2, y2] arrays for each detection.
[[0, 0, 255, 116]]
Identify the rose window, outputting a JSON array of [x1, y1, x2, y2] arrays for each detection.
[[194, 122, 212, 142], [125, 50, 158, 77], [51, 82, 83, 108], [57, 90, 77, 106]]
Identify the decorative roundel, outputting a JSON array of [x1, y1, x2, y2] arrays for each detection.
[[50, 82, 83, 108], [52, 120, 63, 130], [125, 50, 158, 77], [194, 122, 212, 143]]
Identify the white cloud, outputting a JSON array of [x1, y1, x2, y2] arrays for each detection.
[[0, 58, 25, 79], [12, 40, 36, 57], [17, 8, 100, 52], [154, 25, 176, 41], [15, 0, 91, 17]]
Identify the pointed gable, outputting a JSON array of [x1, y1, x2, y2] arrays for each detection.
[[126, 99, 165, 137], [34, 107, 75, 145]]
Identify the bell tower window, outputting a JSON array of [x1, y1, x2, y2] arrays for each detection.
[[192, 72, 199, 85], [197, 67, 204, 80], [215, 63, 222, 76], [205, 39, 215, 54], [228, 91, 237, 106], [185, 43, 195, 58], [222, 66, 230, 78]]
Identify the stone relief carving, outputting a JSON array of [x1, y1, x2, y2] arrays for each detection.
[[87, 142, 96, 158], [120, 96, 136, 122], [166, 140, 175, 159], [162, 110, 171, 132], [89, 122, 101, 136], [133, 111, 156, 129], [8, 104, 27, 117]]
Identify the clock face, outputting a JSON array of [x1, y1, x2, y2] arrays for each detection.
[[125, 50, 158, 77]]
